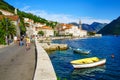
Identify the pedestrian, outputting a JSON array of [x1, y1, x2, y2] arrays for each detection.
[[16, 37, 20, 46], [25, 37, 31, 50], [19, 36, 24, 46], [14, 36, 17, 43]]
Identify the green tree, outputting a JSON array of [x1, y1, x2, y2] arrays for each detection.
[[88, 32, 96, 36], [0, 11, 2, 15], [0, 17, 16, 44], [18, 15, 26, 35], [0, 17, 8, 44], [0, 27, 6, 44], [38, 30, 44, 36]]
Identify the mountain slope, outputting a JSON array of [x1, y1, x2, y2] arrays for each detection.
[[70, 22, 107, 32], [90, 22, 107, 32], [0, 0, 14, 13], [0, 0, 57, 27], [98, 16, 120, 35]]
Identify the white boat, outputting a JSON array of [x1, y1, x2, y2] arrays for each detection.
[[72, 65, 106, 76], [73, 48, 91, 54], [70, 57, 106, 69]]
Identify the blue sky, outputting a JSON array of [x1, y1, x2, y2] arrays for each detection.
[[5, 0, 120, 24]]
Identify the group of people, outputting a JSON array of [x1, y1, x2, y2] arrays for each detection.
[[14, 36, 31, 50]]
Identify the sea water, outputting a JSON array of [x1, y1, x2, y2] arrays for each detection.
[[49, 36, 120, 80]]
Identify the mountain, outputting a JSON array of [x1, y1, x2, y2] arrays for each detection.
[[70, 22, 107, 32], [98, 16, 120, 35], [90, 22, 107, 32], [82, 23, 91, 31]]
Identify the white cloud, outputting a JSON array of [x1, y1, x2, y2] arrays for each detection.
[[21, 6, 31, 11], [20, 6, 111, 24]]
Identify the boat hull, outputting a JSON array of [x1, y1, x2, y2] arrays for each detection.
[[73, 50, 90, 54], [72, 59, 106, 69], [73, 49, 90, 54]]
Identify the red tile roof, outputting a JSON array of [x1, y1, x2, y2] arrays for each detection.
[[0, 15, 19, 21], [59, 23, 73, 31], [41, 26, 53, 30], [35, 26, 53, 31]]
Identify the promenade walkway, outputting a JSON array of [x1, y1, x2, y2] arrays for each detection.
[[0, 43, 35, 80], [34, 40, 57, 80]]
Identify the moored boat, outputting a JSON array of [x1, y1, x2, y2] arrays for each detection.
[[70, 57, 106, 69], [73, 48, 91, 54]]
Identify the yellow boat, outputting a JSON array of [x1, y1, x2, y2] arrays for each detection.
[[70, 57, 106, 69]]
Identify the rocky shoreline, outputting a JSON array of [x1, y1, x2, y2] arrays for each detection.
[[39, 43, 68, 51]]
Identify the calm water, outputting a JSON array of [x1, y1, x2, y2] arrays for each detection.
[[48, 36, 120, 80]]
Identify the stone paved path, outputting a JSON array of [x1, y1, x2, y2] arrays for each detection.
[[0, 43, 36, 80]]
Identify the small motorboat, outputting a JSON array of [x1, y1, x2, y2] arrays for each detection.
[[73, 48, 91, 54], [70, 57, 106, 69]]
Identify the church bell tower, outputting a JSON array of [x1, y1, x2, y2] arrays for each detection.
[[79, 20, 82, 30]]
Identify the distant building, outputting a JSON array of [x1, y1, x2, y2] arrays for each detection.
[[0, 9, 14, 15], [58, 24, 78, 36], [79, 30, 87, 37], [79, 20, 82, 29], [58, 23, 87, 37], [35, 26, 54, 37], [24, 18, 35, 37], [34, 22, 46, 28]]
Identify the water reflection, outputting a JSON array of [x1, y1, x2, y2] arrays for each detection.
[[72, 65, 106, 77]]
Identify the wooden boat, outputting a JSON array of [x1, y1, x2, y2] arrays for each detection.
[[70, 57, 106, 69], [73, 48, 91, 54]]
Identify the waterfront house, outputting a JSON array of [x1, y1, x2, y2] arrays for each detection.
[[79, 30, 87, 37], [35, 26, 54, 37], [33, 22, 46, 35], [58, 23, 87, 37], [58, 24, 79, 36]]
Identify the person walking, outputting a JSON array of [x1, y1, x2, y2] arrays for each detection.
[[19, 36, 24, 46], [25, 37, 31, 50], [14, 36, 17, 43]]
